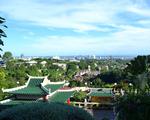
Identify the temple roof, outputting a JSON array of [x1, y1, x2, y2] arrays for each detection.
[[9, 86, 47, 95], [88, 88, 113, 97], [44, 84, 64, 93], [48, 91, 74, 103], [0, 76, 75, 105], [3, 76, 65, 96], [28, 78, 44, 87]]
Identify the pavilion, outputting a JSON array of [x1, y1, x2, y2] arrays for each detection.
[[0, 75, 75, 106], [88, 88, 114, 104]]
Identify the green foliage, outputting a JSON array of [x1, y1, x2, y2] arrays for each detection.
[[79, 60, 88, 70], [0, 68, 15, 100], [69, 81, 84, 87], [0, 17, 7, 51], [66, 63, 78, 79], [26, 65, 41, 76], [0, 103, 94, 120], [135, 73, 149, 91], [69, 81, 78, 87], [125, 55, 150, 75], [2, 51, 13, 62], [5, 61, 27, 86], [99, 69, 123, 83], [48, 66, 65, 81], [103, 83, 114, 88], [73, 90, 87, 102], [0, 68, 7, 100], [115, 93, 150, 120], [125, 55, 150, 90], [90, 77, 104, 88]]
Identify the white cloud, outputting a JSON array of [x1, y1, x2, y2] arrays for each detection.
[[1, 0, 150, 31], [28, 25, 150, 55], [1, 0, 150, 55]]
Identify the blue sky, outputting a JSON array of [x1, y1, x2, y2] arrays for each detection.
[[0, 0, 150, 56]]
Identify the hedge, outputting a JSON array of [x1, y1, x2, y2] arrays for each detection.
[[115, 93, 150, 120], [0, 102, 94, 120]]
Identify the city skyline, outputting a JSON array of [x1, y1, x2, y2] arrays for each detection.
[[0, 0, 150, 56]]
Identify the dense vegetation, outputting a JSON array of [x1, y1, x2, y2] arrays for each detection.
[[1, 53, 150, 98], [115, 93, 150, 120], [114, 55, 150, 120], [0, 51, 129, 100], [0, 102, 94, 120], [71, 90, 87, 102]]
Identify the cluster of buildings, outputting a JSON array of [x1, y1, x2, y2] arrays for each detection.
[[16, 55, 134, 61], [74, 69, 100, 81]]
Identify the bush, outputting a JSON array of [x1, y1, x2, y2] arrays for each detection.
[[115, 93, 150, 120], [0, 102, 94, 120], [73, 90, 87, 102]]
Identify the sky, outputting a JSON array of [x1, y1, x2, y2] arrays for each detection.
[[0, 0, 150, 56]]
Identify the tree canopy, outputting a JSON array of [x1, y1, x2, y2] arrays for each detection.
[[125, 55, 150, 91], [2, 51, 13, 62]]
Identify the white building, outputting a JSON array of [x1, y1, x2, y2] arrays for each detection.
[[52, 63, 66, 70]]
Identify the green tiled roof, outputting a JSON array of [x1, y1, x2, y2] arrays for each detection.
[[9, 87, 47, 95], [2, 100, 36, 105], [6, 78, 64, 95], [28, 78, 44, 87], [88, 92, 113, 97], [88, 89, 113, 97], [49, 91, 74, 103], [44, 84, 64, 93], [8, 78, 47, 95]]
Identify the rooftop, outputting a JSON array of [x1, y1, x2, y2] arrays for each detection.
[[88, 88, 113, 97], [3, 76, 66, 96], [48, 91, 74, 103], [44, 84, 64, 93]]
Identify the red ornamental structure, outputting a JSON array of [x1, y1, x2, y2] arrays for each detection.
[[44, 95, 48, 101], [67, 98, 70, 105]]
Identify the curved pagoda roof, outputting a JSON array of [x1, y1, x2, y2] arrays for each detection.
[[3, 76, 65, 96]]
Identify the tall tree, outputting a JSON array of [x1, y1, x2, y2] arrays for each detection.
[[125, 55, 149, 75], [125, 55, 150, 90], [0, 17, 7, 52], [2, 51, 13, 62]]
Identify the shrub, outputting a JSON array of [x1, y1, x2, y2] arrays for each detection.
[[115, 93, 150, 120], [0, 102, 94, 120], [73, 90, 87, 102]]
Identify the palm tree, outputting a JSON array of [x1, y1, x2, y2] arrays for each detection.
[[135, 73, 148, 92]]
